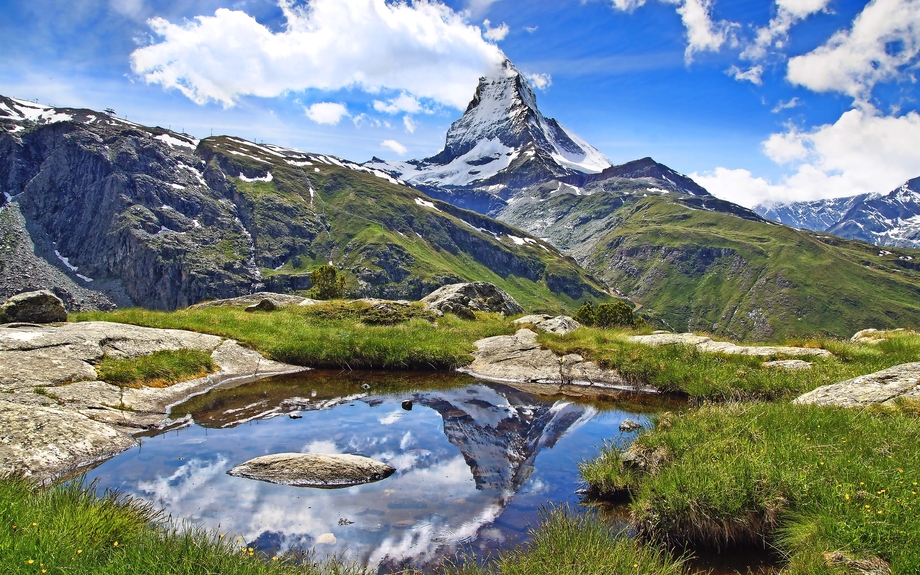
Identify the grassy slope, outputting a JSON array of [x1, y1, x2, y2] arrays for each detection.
[[582, 197, 920, 341], [202, 138, 610, 314]]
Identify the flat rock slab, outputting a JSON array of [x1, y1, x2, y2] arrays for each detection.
[[514, 315, 581, 335], [629, 333, 832, 358], [0, 400, 136, 482], [190, 292, 313, 309], [467, 328, 633, 387], [794, 362, 920, 408], [228, 453, 395, 488], [763, 359, 813, 370]]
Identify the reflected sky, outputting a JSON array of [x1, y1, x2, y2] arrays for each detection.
[[85, 372, 675, 571]]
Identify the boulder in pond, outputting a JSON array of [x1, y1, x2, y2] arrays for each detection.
[[0, 290, 67, 324], [227, 453, 396, 488], [421, 282, 523, 318]]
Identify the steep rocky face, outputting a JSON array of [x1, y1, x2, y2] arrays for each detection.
[[755, 178, 920, 249], [0, 94, 609, 311], [365, 60, 610, 204]]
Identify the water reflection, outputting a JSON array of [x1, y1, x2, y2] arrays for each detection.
[[86, 371, 676, 571]]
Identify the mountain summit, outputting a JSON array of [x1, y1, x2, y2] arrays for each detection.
[[366, 60, 610, 191]]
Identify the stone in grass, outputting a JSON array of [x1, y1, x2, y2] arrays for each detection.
[[228, 453, 395, 488], [0, 290, 67, 324], [244, 299, 277, 313], [763, 359, 813, 370]]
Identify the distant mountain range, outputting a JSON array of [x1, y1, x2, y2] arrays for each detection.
[[2, 58, 920, 340], [754, 178, 920, 249]]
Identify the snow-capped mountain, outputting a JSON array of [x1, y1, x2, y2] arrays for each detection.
[[366, 60, 610, 193], [754, 178, 920, 249]]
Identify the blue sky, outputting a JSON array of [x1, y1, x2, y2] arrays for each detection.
[[1, 0, 919, 207]]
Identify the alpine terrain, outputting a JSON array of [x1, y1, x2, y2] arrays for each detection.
[[754, 177, 920, 249], [0, 94, 608, 312], [369, 60, 920, 341]]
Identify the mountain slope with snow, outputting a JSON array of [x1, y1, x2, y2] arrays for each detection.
[[754, 178, 920, 249]]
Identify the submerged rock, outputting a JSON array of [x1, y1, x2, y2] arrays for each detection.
[[0, 290, 67, 324], [422, 282, 524, 318], [619, 418, 642, 432], [794, 362, 920, 408], [228, 453, 396, 488]]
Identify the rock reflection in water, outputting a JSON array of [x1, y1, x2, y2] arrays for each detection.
[[86, 371, 672, 571]]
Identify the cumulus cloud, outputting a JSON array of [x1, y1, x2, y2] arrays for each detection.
[[373, 93, 424, 115], [526, 72, 552, 90], [771, 97, 800, 113], [609, 0, 734, 62], [728, 65, 763, 84], [786, 0, 920, 104], [131, 0, 506, 109], [304, 102, 349, 125], [483, 19, 509, 41], [694, 108, 920, 207], [382, 139, 408, 155], [740, 0, 831, 62]]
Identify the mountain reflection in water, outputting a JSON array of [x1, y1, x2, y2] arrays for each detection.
[[85, 371, 675, 572]]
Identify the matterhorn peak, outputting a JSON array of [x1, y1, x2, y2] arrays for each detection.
[[366, 58, 610, 190]]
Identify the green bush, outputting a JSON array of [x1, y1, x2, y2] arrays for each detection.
[[309, 265, 346, 300], [573, 301, 633, 328]]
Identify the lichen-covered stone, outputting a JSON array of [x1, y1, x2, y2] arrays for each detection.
[[630, 333, 832, 358], [228, 453, 395, 487], [794, 362, 920, 408], [514, 314, 581, 335], [0, 290, 67, 324], [422, 282, 524, 318]]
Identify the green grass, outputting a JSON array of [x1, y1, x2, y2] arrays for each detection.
[[538, 328, 920, 400], [94, 349, 217, 388], [428, 506, 688, 575], [580, 402, 920, 573], [72, 302, 516, 370], [0, 476, 364, 575]]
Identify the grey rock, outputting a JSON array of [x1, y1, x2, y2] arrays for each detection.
[[0, 400, 136, 482], [0, 290, 67, 323], [630, 333, 832, 358], [851, 328, 917, 344], [763, 359, 813, 370], [619, 418, 641, 432], [514, 314, 581, 335], [465, 328, 632, 387], [191, 292, 311, 309], [422, 282, 524, 318], [227, 453, 396, 488], [244, 299, 277, 313], [794, 362, 920, 408]]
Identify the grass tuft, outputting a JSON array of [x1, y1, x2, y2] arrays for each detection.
[[94, 349, 217, 388]]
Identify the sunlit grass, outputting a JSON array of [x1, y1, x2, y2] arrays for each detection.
[[94, 349, 216, 388]]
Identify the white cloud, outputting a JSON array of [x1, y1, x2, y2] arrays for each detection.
[[403, 115, 417, 133], [382, 139, 408, 155], [525, 72, 552, 90], [465, 0, 501, 17], [786, 0, 920, 103], [740, 0, 830, 62], [695, 108, 920, 207], [373, 93, 424, 115], [771, 97, 800, 113], [483, 19, 509, 42], [304, 102, 349, 125], [609, 0, 734, 62], [109, 0, 147, 21], [131, 0, 505, 109], [525, 26, 539, 33], [728, 65, 763, 84]]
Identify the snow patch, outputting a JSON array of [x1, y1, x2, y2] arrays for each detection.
[[156, 133, 198, 150], [285, 159, 313, 167], [238, 172, 273, 183], [646, 187, 669, 194], [76, 274, 94, 283], [168, 183, 184, 190], [54, 249, 79, 272], [414, 198, 440, 211], [227, 150, 267, 163], [179, 164, 208, 187]]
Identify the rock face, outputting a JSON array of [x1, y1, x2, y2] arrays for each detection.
[[465, 328, 635, 387], [794, 363, 920, 408], [629, 333, 833, 358], [0, 290, 67, 323], [0, 321, 305, 481], [227, 453, 395, 488], [422, 282, 524, 318], [513, 314, 581, 335]]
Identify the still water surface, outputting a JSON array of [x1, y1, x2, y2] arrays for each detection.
[[86, 371, 678, 571]]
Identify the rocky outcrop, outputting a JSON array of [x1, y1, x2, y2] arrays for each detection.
[[422, 282, 524, 318], [851, 328, 918, 344], [227, 453, 395, 487], [465, 328, 637, 388], [513, 314, 581, 335], [190, 292, 318, 309], [629, 333, 833, 358], [794, 363, 920, 408], [0, 290, 67, 323], [0, 321, 304, 482]]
